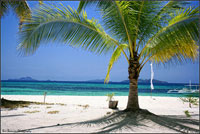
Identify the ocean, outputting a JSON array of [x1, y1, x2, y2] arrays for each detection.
[[1, 81, 199, 97]]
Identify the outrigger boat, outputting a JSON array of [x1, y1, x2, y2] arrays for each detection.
[[167, 81, 199, 94]]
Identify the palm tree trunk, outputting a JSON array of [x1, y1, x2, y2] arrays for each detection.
[[125, 57, 140, 111]]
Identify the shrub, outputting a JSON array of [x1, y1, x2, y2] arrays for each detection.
[[47, 111, 59, 114], [180, 96, 199, 108], [106, 93, 115, 101], [184, 110, 191, 117], [24, 110, 40, 114]]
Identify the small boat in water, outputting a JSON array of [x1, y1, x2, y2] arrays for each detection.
[[178, 88, 199, 93], [167, 89, 180, 93], [167, 87, 199, 94], [167, 81, 199, 94]]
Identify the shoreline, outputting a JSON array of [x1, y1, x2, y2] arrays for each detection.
[[1, 94, 196, 97]]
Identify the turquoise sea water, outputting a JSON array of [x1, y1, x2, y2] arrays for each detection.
[[1, 81, 199, 97]]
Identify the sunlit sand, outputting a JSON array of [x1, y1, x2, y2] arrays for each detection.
[[1, 95, 199, 133]]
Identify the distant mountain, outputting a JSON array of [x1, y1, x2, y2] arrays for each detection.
[[121, 79, 168, 84], [86, 79, 168, 84], [7, 77, 38, 81], [5, 77, 167, 84]]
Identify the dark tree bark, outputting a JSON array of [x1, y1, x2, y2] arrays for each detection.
[[125, 53, 140, 111]]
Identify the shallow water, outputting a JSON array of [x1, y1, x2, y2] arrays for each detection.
[[1, 81, 199, 97]]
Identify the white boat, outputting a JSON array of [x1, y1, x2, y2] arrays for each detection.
[[167, 89, 179, 93], [167, 87, 199, 94], [167, 81, 199, 94]]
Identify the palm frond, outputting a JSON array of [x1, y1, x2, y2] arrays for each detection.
[[77, 1, 94, 13], [78, 1, 164, 57], [18, 4, 120, 56], [9, 1, 31, 21], [141, 7, 199, 66], [105, 44, 128, 83], [157, 1, 189, 19], [0, 1, 9, 18], [85, 1, 134, 55], [0, 1, 42, 30], [39, 1, 43, 5], [168, 7, 199, 25], [137, 1, 188, 51]]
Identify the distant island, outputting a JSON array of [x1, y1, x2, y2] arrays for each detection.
[[85, 79, 168, 84], [120, 79, 168, 84], [7, 77, 38, 81], [5, 77, 168, 84]]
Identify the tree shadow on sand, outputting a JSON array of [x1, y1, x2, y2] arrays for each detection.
[[74, 109, 199, 133], [18, 109, 199, 133]]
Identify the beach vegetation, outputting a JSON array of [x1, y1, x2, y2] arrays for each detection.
[[0, 1, 43, 30], [184, 110, 191, 117], [24, 110, 40, 113], [47, 110, 59, 114], [1, 98, 31, 109], [1, 98, 54, 109], [18, 1, 199, 112], [106, 111, 112, 115], [78, 104, 90, 109], [106, 93, 118, 109], [34, 102, 55, 105], [180, 95, 199, 108], [106, 93, 115, 101], [56, 103, 66, 106]]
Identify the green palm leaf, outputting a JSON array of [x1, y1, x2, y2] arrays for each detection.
[[79, 1, 135, 56], [0, 1, 9, 18], [9, 1, 31, 21], [0, 1, 31, 19], [105, 44, 128, 83], [0, 1, 41, 30], [78, 1, 188, 57], [18, 4, 120, 56], [137, 1, 188, 51], [140, 7, 199, 67], [150, 18, 198, 64]]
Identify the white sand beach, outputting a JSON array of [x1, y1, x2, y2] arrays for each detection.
[[1, 95, 199, 133]]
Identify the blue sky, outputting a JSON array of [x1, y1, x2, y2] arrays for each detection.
[[1, 1, 199, 83]]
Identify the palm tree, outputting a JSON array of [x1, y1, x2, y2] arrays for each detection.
[[18, 1, 199, 112]]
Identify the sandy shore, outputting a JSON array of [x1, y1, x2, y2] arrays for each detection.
[[1, 95, 199, 133]]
